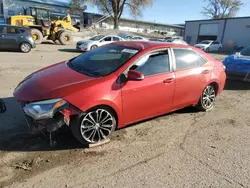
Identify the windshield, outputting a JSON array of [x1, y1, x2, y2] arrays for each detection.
[[36, 9, 49, 20], [240, 46, 250, 56], [200, 41, 211, 44], [89, 35, 105, 41], [67, 44, 140, 77]]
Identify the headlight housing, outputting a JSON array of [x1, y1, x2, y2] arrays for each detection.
[[23, 98, 68, 120]]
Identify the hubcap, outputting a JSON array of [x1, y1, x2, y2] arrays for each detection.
[[21, 44, 30, 52], [80, 109, 115, 143], [64, 36, 69, 41], [32, 34, 38, 40], [202, 86, 215, 109]]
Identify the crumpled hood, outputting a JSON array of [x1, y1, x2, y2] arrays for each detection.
[[13, 62, 97, 102], [223, 55, 250, 72]]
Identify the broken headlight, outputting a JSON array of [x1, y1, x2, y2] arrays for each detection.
[[23, 98, 68, 120]]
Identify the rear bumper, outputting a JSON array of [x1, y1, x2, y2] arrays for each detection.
[[26, 37, 36, 48], [31, 42, 36, 49], [218, 71, 226, 95]]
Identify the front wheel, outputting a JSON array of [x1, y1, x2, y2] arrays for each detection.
[[70, 107, 117, 145], [31, 29, 43, 44], [196, 85, 216, 111], [90, 45, 98, 50], [58, 31, 73, 45]]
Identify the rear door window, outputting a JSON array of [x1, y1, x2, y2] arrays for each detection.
[[173, 48, 207, 70], [103, 37, 112, 41], [113, 37, 120, 41], [19, 29, 26, 33]]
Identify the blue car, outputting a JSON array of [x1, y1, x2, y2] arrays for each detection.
[[223, 46, 250, 82]]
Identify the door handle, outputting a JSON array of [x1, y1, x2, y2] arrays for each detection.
[[202, 70, 210, 74], [163, 78, 174, 83]]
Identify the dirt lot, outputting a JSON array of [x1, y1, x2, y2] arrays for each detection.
[[0, 44, 250, 188]]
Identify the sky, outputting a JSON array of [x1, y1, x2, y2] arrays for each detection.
[[83, 0, 250, 24]]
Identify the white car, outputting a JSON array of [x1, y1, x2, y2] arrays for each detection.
[[130, 36, 148, 41], [165, 38, 188, 45], [76, 35, 125, 51], [194, 40, 223, 52]]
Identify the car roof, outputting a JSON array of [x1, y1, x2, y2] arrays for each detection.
[[112, 41, 191, 50], [132, 36, 144, 38], [111, 41, 214, 61], [95, 34, 121, 37]]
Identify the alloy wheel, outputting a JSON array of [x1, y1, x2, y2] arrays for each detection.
[[201, 85, 215, 109], [80, 109, 115, 143], [21, 43, 31, 53], [91, 45, 97, 50]]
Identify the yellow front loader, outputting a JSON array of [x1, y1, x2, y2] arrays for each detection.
[[8, 6, 79, 45]]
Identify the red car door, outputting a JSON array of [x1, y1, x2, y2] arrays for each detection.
[[121, 50, 175, 125], [171, 48, 211, 109]]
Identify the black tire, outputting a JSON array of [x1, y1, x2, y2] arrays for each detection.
[[31, 29, 43, 44], [196, 85, 216, 111], [20, 42, 31, 53], [70, 106, 117, 145], [58, 31, 73, 45], [90, 45, 98, 50], [205, 48, 210, 53]]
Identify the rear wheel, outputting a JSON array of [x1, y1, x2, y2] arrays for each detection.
[[20, 42, 31, 53], [196, 85, 216, 111], [70, 107, 117, 145], [31, 29, 43, 44], [58, 31, 73, 45]]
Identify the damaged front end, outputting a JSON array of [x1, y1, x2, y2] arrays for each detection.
[[20, 99, 80, 134]]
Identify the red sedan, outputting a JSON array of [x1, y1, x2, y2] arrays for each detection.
[[13, 41, 226, 145]]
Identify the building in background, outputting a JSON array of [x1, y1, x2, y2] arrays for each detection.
[[185, 17, 250, 51], [83, 12, 185, 37]]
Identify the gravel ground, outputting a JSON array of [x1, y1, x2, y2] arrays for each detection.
[[0, 44, 250, 188]]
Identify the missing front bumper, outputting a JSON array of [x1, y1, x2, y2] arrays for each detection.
[[23, 113, 65, 133], [20, 101, 66, 133]]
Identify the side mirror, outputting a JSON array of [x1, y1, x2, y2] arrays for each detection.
[[235, 52, 241, 58], [127, 70, 144, 81], [0, 99, 6, 113]]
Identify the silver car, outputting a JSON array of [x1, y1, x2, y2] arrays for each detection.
[[76, 35, 125, 51]]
